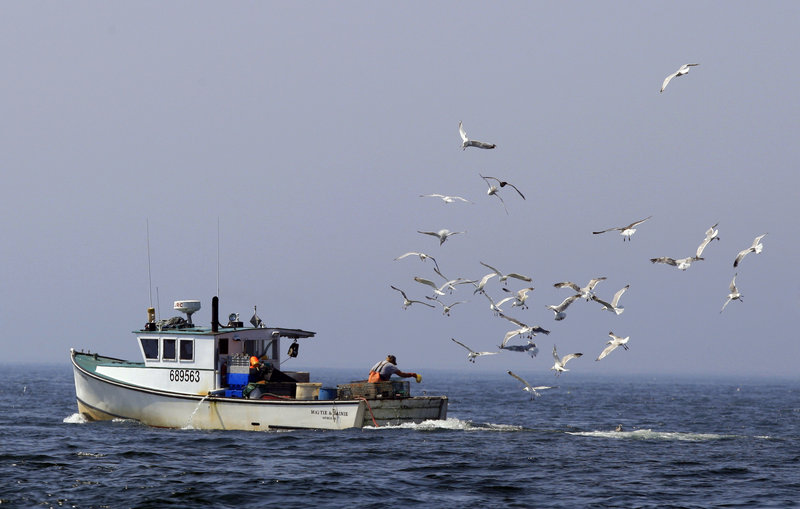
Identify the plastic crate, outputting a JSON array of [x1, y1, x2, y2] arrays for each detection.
[[227, 372, 249, 388], [224, 389, 243, 398]]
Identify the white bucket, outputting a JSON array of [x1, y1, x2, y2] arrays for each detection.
[[295, 382, 322, 400]]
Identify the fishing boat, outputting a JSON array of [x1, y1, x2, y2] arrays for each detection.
[[71, 297, 448, 431]]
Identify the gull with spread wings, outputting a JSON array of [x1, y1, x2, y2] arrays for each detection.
[[596, 332, 630, 361], [417, 229, 465, 246], [720, 273, 743, 313], [479, 174, 525, 214], [450, 337, 498, 363], [459, 121, 496, 150], [507, 370, 556, 399], [592, 216, 652, 241], [551, 345, 583, 376], [390, 286, 435, 310], [660, 63, 700, 93], [733, 234, 767, 268], [591, 284, 630, 315]]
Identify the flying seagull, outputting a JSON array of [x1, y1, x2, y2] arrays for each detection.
[[417, 229, 465, 246], [733, 234, 767, 268], [433, 266, 473, 294], [660, 63, 699, 93], [551, 345, 583, 376], [498, 313, 550, 347], [502, 286, 535, 309], [591, 284, 629, 315], [507, 370, 555, 399], [592, 216, 652, 241], [420, 193, 473, 204], [546, 294, 581, 321], [450, 337, 498, 363], [554, 277, 607, 301], [394, 251, 440, 272], [459, 121, 496, 150], [500, 341, 540, 358], [480, 261, 532, 286], [390, 285, 435, 310], [650, 256, 703, 271], [426, 296, 468, 316], [695, 222, 721, 258], [413, 276, 448, 297], [596, 331, 630, 361], [481, 291, 515, 316], [720, 273, 743, 313], [479, 174, 525, 214], [472, 271, 498, 294]]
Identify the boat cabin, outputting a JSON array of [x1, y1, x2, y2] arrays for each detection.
[[136, 298, 314, 391]]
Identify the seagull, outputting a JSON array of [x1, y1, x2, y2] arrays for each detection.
[[413, 276, 447, 297], [695, 222, 721, 258], [660, 63, 699, 93], [426, 296, 468, 316], [596, 331, 630, 361], [650, 256, 703, 271], [417, 229, 465, 246], [720, 273, 743, 313], [507, 370, 555, 399], [500, 341, 540, 358], [432, 266, 473, 294], [480, 174, 525, 214], [592, 216, 652, 241], [551, 345, 583, 376], [459, 121, 496, 150], [554, 277, 607, 300], [450, 337, 498, 363], [498, 313, 550, 347], [420, 193, 473, 204], [390, 285, 435, 310], [591, 284, 629, 315], [480, 261, 532, 286], [733, 234, 767, 268], [546, 294, 581, 321], [394, 252, 440, 272], [472, 272, 498, 294], [481, 291, 515, 316], [502, 286, 535, 309]]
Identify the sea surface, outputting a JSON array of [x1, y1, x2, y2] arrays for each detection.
[[1, 363, 798, 508]]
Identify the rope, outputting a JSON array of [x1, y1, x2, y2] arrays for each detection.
[[356, 397, 379, 427]]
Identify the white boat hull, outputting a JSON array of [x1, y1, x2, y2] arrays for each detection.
[[72, 352, 365, 431]]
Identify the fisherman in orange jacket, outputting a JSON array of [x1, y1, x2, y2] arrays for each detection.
[[368, 355, 421, 383]]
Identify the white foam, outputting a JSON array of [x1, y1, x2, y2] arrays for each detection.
[[568, 429, 736, 442], [367, 418, 524, 432], [63, 413, 88, 424]]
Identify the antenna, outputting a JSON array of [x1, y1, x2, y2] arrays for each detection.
[[217, 217, 220, 300], [147, 219, 153, 308]]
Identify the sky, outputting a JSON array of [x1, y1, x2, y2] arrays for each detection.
[[2, 2, 799, 379]]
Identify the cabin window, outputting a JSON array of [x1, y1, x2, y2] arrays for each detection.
[[179, 339, 194, 361], [140, 338, 159, 360], [162, 339, 176, 360], [218, 338, 229, 355]]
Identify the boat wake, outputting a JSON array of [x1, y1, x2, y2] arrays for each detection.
[[368, 417, 524, 432], [568, 429, 740, 442], [63, 413, 88, 424]]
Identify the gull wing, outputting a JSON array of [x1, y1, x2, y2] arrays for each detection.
[[596, 343, 618, 361], [554, 281, 581, 293], [611, 285, 629, 307], [561, 352, 583, 365], [502, 181, 526, 200], [507, 370, 531, 389], [458, 121, 468, 144], [660, 70, 679, 93], [729, 273, 738, 293], [450, 337, 475, 354]]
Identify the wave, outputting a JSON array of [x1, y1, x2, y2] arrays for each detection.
[[62, 413, 88, 424], [368, 417, 524, 432], [567, 429, 740, 442]]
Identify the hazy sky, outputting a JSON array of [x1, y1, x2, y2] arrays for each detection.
[[2, 2, 798, 378]]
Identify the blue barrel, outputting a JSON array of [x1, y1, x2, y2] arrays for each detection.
[[319, 387, 338, 400]]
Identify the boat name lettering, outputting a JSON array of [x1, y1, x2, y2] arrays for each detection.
[[310, 409, 348, 419], [169, 369, 200, 383]]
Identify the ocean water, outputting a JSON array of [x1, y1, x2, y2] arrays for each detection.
[[1, 363, 798, 508]]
